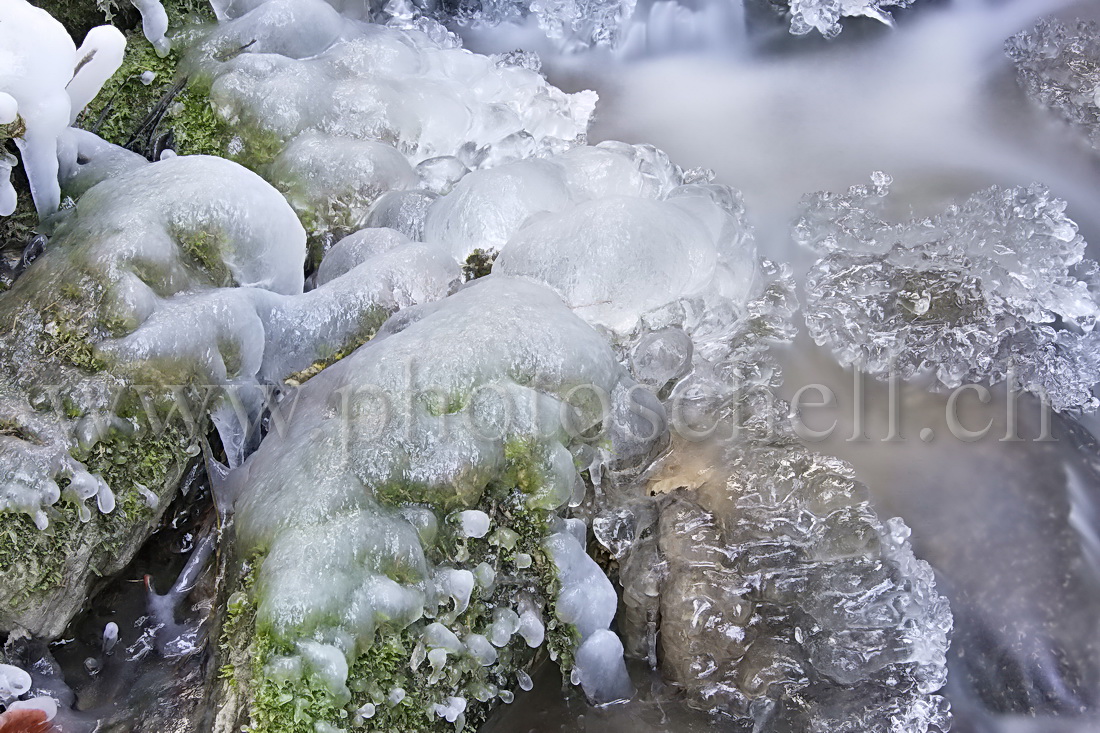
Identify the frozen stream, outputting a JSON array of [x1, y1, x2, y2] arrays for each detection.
[[2, 0, 1100, 731]]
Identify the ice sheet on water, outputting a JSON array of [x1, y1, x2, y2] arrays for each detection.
[[1007, 17, 1100, 151], [795, 173, 1100, 411], [611, 431, 953, 732]]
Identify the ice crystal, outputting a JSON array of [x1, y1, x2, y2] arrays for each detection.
[[1006, 17, 1100, 150], [796, 173, 1100, 411], [787, 0, 916, 38], [609, 430, 953, 731]]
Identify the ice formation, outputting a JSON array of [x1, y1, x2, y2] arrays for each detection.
[[0, 0, 125, 216], [433, 0, 911, 51], [221, 276, 664, 730], [459, 0, 638, 50], [454, 144, 797, 467], [0, 2, 958, 731], [0, 660, 57, 727], [1006, 18, 1100, 152], [185, 0, 596, 240], [796, 173, 1100, 411], [607, 435, 953, 731], [785, 0, 914, 38], [131, 0, 172, 57], [0, 154, 299, 526], [0, 148, 457, 636]]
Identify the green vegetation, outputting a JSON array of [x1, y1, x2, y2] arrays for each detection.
[[462, 249, 496, 281], [220, 440, 583, 732], [76, 26, 231, 160], [0, 418, 190, 608], [177, 226, 236, 287], [34, 275, 112, 371]]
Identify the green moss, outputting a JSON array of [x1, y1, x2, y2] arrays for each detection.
[[462, 249, 496, 282], [77, 26, 234, 160], [0, 511, 71, 604], [0, 419, 191, 607], [374, 479, 474, 515], [423, 390, 468, 417], [33, 274, 112, 371], [176, 226, 235, 287], [228, 125, 287, 172], [251, 631, 348, 733], [77, 418, 192, 522], [221, 439, 586, 733]]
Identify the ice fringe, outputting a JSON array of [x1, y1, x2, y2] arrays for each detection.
[[796, 172, 1100, 412]]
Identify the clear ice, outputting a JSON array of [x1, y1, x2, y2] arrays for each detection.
[[796, 173, 1100, 411], [431, 0, 915, 51], [786, 0, 915, 38], [609, 435, 952, 731], [187, 0, 596, 239], [1007, 17, 1100, 152]]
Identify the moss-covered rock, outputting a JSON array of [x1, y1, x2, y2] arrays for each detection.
[[0, 422, 195, 638], [0, 154, 307, 638], [205, 277, 652, 733], [76, 18, 235, 162], [213, 459, 579, 733]]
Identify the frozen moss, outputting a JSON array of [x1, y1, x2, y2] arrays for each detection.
[[462, 249, 496, 282], [221, 457, 573, 733], [0, 418, 191, 625], [76, 25, 232, 160], [214, 278, 651, 731], [0, 154, 309, 635]]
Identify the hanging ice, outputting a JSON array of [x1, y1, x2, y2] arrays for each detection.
[[795, 173, 1100, 411], [0, 0, 125, 216]]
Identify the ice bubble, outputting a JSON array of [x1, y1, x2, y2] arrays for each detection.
[[456, 509, 491, 538]]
